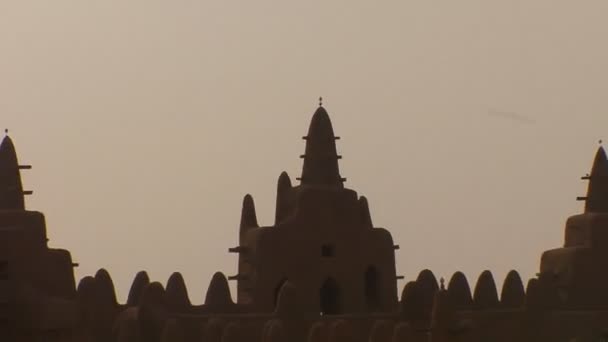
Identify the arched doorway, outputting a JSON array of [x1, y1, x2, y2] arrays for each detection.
[[274, 278, 288, 308], [365, 266, 380, 311], [320, 277, 340, 315]]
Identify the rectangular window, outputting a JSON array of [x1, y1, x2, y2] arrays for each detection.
[[321, 244, 335, 257]]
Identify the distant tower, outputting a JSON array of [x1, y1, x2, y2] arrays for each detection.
[[539, 146, 608, 308], [0, 135, 78, 329], [0, 135, 30, 210], [229, 103, 398, 314]]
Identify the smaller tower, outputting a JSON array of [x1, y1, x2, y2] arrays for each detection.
[[539, 145, 608, 308], [0, 134, 78, 337], [0, 135, 32, 210], [298, 105, 345, 188]]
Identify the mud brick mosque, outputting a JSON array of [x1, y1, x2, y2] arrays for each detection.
[[2, 103, 608, 342]]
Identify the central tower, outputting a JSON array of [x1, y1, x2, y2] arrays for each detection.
[[229, 104, 399, 315]]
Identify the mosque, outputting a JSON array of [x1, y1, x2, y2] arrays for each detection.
[[2, 103, 608, 342]]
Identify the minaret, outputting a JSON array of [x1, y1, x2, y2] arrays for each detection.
[[579, 146, 608, 213], [298, 99, 345, 188], [0, 133, 31, 210]]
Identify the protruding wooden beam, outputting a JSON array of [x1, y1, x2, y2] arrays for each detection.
[[302, 136, 340, 140], [18, 165, 32, 170], [299, 154, 342, 159], [228, 246, 248, 253]]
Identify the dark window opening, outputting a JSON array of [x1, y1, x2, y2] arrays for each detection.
[[320, 277, 340, 315], [0, 261, 7, 280], [365, 266, 380, 311], [321, 244, 335, 257]]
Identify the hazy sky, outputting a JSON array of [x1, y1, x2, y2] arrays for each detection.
[[2, 1, 608, 302]]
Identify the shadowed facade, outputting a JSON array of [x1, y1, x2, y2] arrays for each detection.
[[231, 105, 398, 314], [4, 105, 608, 342], [0, 135, 78, 341], [539, 146, 608, 309]]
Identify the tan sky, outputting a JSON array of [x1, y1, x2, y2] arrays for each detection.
[[2, 1, 608, 302]]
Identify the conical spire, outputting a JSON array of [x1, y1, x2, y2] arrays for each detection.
[[94, 268, 118, 305], [582, 146, 608, 212], [165, 272, 191, 309], [204, 272, 233, 308], [0, 135, 25, 210], [447, 271, 473, 310], [410, 270, 439, 320], [473, 270, 499, 309], [275, 171, 292, 224], [359, 196, 373, 228], [127, 271, 150, 306], [500, 270, 525, 308], [299, 106, 344, 188], [240, 194, 259, 231]]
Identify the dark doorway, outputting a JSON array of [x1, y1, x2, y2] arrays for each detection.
[[320, 277, 340, 315], [365, 266, 380, 311], [274, 278, 288, 308]]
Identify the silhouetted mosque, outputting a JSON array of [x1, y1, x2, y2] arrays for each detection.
[[2, 104, 608, 342]]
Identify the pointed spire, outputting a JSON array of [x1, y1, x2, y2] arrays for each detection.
[[204, 272, 233, 308], [0, 135, 25, 210], [524, 278, 542, 310], [76, 276, 98, 306], [447, 271, 473, 310], [240, 194, 259, 232], [416, 269, 439, 318], [582, 146, 608, 212], [94, 268, 118, 306], [417, 269, 439, 294], [399, 281, 418, 318], [165, 272, 191, 309], [473, 270, 499, 309], [500, 270, 525, 308], [127, 271, 150, 306], [275, 171, 293, 224], [299, 106, 344, 188], [400, 270, 438, 320], [359, 196, 373, 228]]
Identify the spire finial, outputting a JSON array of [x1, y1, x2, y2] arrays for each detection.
[[440, 277, 445, 291], [4, 129, 8, 136], [318, 97, 323, 107], [600, 139, 603, 145]]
